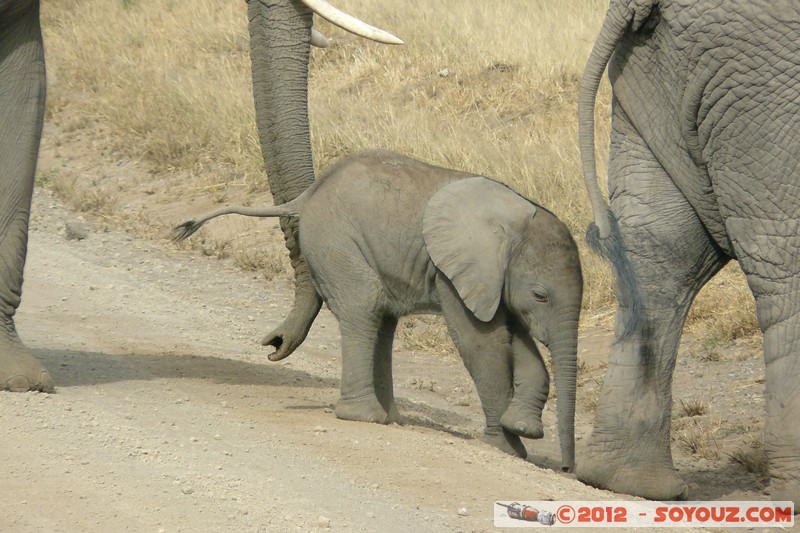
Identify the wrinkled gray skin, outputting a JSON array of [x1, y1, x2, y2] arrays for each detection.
[[579, 0, 800, 506], [0, 0, 325, 391], [175, 150, 583, 470]]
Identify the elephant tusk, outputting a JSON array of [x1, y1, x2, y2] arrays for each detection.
[[301, 0, 404, 45], [310, 28, 330, 48]]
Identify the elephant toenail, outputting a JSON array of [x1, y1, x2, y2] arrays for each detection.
[[6, 375, 31, 392], [39, 371, 54, 392]]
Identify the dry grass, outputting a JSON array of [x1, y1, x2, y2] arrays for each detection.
[[577, 375, 604, 413], [675, 418, 722, 460], [679, 397, 709, 418], [686, 263, 761, 359], [399, 317, 458, 359], [39, 0, 758, 354], [42, 0, 261, 174], [38, 168, 118, 218], [729, 436, 770, 477], [234, 248, 288, 282]]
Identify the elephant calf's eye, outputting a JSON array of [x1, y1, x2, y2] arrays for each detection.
[[532, 286, 549, 303]]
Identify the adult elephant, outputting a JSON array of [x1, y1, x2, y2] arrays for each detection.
[[0, 0, 400, 391], [579, 0, 800, 506]]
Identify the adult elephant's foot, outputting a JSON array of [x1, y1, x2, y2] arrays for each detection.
[[576, 439, 688, 500], [335, 394, 400, 425], [765, 431, 800, 509], [1, 332, 53, 392], [500, 402, 544, 439], [481, 427, 528, 458], [769, 477, 799, 511]]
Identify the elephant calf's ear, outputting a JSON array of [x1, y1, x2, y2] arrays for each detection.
[[423, 177, 536, 322]]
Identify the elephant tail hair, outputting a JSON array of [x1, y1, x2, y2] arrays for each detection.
[[586, 216, 643, 342], [172, 195, 304, 243]]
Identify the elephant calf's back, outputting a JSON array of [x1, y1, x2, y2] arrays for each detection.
[[300, 151, 472, 314]]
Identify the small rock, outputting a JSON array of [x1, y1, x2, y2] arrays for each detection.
[[65, 221, 89, 241], [438, 68, 450, 77], [458, 507, 469, 516], [318, 516, 330, 528]]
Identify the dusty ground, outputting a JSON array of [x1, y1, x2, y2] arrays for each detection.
[[0, 123, 790, 532]]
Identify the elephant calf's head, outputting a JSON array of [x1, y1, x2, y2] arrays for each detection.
[[423, 176, 582, 471]]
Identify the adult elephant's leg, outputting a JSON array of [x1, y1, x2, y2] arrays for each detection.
[[500, 324, 549, 440], [726, 219, 800, 507], [248, 0, 322, 360], [436, 275, 527, 458], [577, 105, 726, 499], [0, 1, 52, 392]]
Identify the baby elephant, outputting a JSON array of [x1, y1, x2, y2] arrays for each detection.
[[175, 150, 582, 471]]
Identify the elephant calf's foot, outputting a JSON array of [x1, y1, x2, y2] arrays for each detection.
[[481, 427, 528, 458], [500, 404, 544, 439], [577, 451, 688, 501], [335, 394, 400, 425], [1, 338, 53, 392]]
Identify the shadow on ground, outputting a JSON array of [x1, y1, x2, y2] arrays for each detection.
[[33, 347, 335, 389], [32, 346, 484, 446]]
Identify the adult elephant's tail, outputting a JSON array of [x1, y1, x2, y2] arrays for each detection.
[[578, 0, 657, 241], [579, 0, 656, 340]]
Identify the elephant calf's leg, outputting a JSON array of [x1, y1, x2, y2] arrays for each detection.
[[0, 2, 52, 392], [500, 326, 549, 439], [334, 315, 400, 425], [437, 276, 527, 458]]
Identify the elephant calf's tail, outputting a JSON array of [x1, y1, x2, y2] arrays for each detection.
[[172, 196, 304, 242]]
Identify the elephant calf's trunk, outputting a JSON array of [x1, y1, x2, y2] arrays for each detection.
[[550, 323, 578, 472]]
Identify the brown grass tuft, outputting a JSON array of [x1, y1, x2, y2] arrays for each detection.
[[729, 437, 770, 477], [676, 418, 722, 459], [399, 317, 457, 359], [679, 397, 709, 418]]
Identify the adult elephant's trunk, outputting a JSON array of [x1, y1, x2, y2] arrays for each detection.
[[579, 0, 657, 241], [246, 1, 401, 360], [247, 0, 321, 360], [550, 316, 579, 473]]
